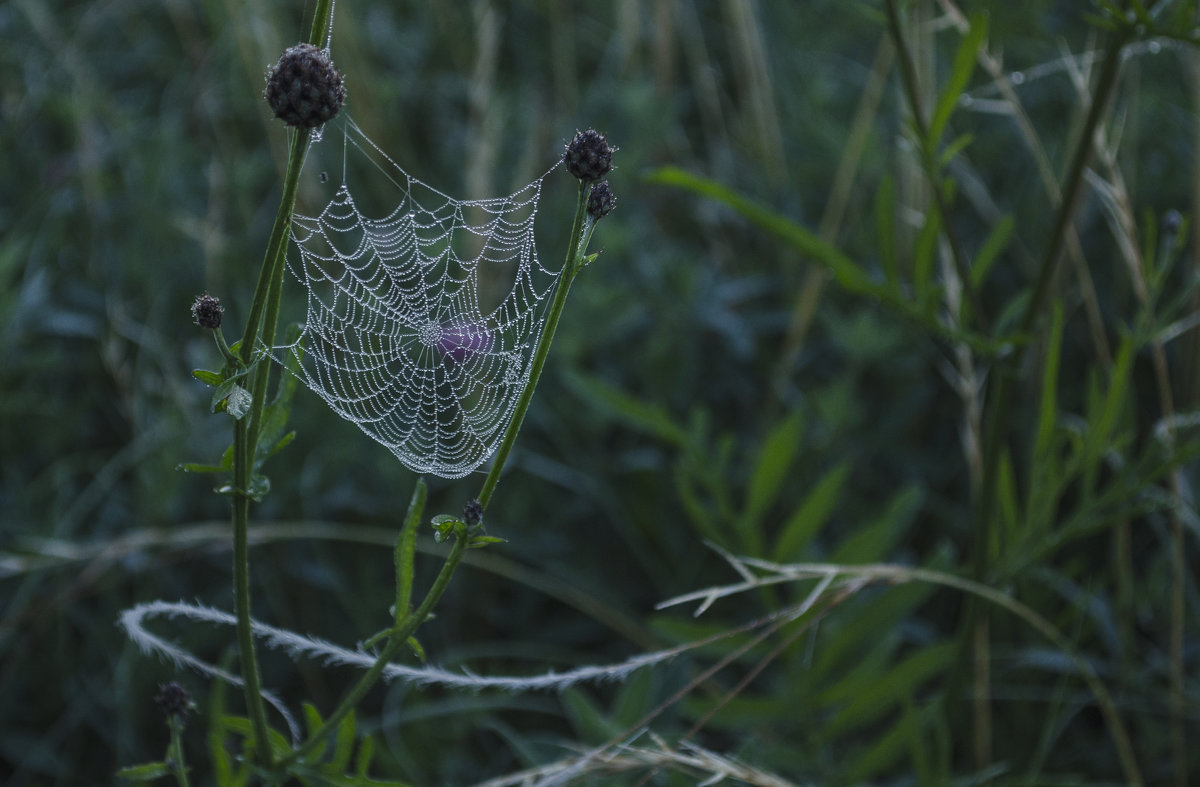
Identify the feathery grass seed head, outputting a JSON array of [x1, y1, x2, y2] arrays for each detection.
[[264, 43, 346, 129]]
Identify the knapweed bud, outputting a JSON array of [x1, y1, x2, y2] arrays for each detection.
[[264, 43, 346, 129], [154, 682, 193, 720], [191, 293, 224, 330], [463, 499, 484, 528], [564, 129, 615, 182], [587, 181, 616, 221]]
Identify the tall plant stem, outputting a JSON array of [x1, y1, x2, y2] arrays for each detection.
[[278, 534, 469, 768], [938, 10, 1136, 771], [477, 181, 591, 509], [883, 0, 988, 332], [228, 0, 333, 764]]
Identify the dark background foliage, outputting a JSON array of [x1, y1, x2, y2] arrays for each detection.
[[2, 1, 1198, 784]]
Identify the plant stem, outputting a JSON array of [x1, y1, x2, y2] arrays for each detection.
[[167, 716, 192, 787], [226, 0, 333, 761], [231, 419, 272, 766], [278, 534, 469, 769], [939, 10, 1136, 768], [477, 180, 591, 509]]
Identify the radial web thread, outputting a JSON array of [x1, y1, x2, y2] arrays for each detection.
[[275, 118, 562, 478]]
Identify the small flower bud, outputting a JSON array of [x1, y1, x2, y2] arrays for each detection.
[[191, 293, 224, 330], [564, 129, 615, 183], [154, 682, 193, 720], [587, 181, 616, 221], [264, 43, 346, 129], [463, 499, 484, 528]]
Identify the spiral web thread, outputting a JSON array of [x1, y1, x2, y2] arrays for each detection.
[[275, 117, 562, 478]]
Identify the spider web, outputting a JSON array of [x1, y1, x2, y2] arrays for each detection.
[[274, 117, 562, 478]]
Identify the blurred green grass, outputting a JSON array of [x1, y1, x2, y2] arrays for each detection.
[[2, 1, 1199, 784]]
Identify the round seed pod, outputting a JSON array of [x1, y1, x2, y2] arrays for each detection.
[[564, 129, 615, 183], [264, 43, 346, 129]]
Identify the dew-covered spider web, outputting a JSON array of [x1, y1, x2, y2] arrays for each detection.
[[273, 116, 563, 478]]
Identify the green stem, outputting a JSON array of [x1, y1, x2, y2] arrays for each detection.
[[238, 129, 310, 367], [939, 11, 1138, 766], [477, 181, 591, 509], [232, 419, 272, 766], [226, 0, 333, 761], [883, 0, 988, 332], [167, 716, 191, 787], [278, 534, 469, 769]]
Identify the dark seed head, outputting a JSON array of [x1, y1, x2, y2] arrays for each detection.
[[154, 682, 193, 720], [264, 43, 346, 129], [564, 129, 615, 183], [587, 181, 616, 221], [191, 293, 224, 330], [462, 499, 484, 528]]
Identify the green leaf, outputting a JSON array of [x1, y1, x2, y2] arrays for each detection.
[[874, 176, 898, 289], [212, 381, 252, 419], [329, 709, 357, 773], [825, 641, 955, 736], [192, 368, 225, 386], [223, 384, 253, 420], [354, 733, 375, 778], [563, 371, 688, 446], [971, 215, 1015, 287], [645, 166, 882, 297], [771, 462, 852, 562], [406, 635, 426, 663], [302, 703, 328, 763], [937, 132, 974, 169], [560, 688, 618, 744], [739, 410, 805, 555], [219, 714, 291, 759], [115, 761, 172, 781], [394, 480, 427, 628], [929, 14, 987, 148], [831, 485, 922, 564], [913, 208, 940, 311], [468, 535, 506, 549], [430, 513, 462, 543], [247, 474, 270, 502]]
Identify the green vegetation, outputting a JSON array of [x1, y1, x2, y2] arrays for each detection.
[[2, 1, 1198, 784]]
